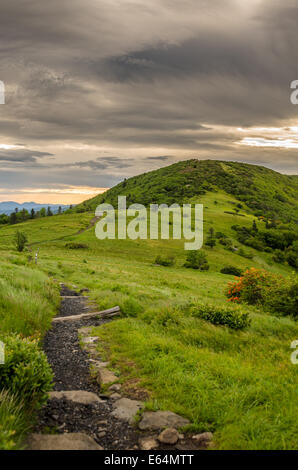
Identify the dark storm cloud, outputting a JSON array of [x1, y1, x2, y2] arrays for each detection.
[[146, 156, 172, 161], [68, 157, 134, 170], [0, 148, 53, 163], [0, 0, 297, 195]]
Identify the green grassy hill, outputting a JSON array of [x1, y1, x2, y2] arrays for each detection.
[[0, 159, 297, 449], [76, 159, 298, 224]]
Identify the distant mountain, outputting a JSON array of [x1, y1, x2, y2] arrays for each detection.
[[0, 201, 70, 215], [75, 159, 298, 223]]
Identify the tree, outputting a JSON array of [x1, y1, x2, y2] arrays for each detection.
[[184, 250, 209, 270], [40, 207, 46, 217], [15, 231, 28, 252], [205, 238, 216, 249], [30, 208, 35, 219], [9, 211, 17, 225], [252, 220, 258, 233], [58, 206, 62, 214], [47, 206, 53, 216]]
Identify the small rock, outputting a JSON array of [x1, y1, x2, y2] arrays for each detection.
[[178, 433, 184, 440], [111, 398, 143, 424], [192, 432, 213, 447], [110, 393, 121, 400], [139, 437, 159, 450], [158, 428, 179, 445], [97, 420, 108, 426], [80, 288, 90, 293], [78, 326, 93, 335], [28, 433, 103, 450], [97, 368, 118, 385], [139, 411, 190, 431], [49, 390, 103, 405], [109, 383, 121, 392], [81, 336, 99, 344], [97, 431, 106, 438]]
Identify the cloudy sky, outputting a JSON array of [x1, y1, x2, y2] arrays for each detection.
[[0, 0, 297, 203]]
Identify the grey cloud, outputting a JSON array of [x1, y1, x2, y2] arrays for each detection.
[[0, 0, 297, 197], [0, 149, 53, 163]]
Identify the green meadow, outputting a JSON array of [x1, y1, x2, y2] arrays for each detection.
[[0, 186, 297, 449]]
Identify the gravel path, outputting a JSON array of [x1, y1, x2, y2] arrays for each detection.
[[35, 285, 140, 450]]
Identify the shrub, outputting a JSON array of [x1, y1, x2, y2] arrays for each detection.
[[121, 298, 143, 317], [155, 255, 175, 267], [272, 250, 285, 264], [190, 304, 251, 330], [238, 248, 254, 259], [220, 266, 243, 277], [0, 391, 28, 450], [14, 231, 27, 252], [65, 242, 88, 249], [184, 251, 209, 270], [226, 268, 297, 318], [286, 250, 298, 269], [0, 335, 53, 408]]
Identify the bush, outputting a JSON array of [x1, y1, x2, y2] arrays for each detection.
[[226, 268, 297, 318], [220, 266, 243, 277], [272, 250, 286, 264], [65, 242, 88, 249], [155, 255, 175, 267], [14, 231, 27, 252], [190, 304, 251, 330], [121, 298, 143, 317], [0, 391, 28, 450], [184, 251, 209, 270], [0, 335, 53, 408], [238, 248, 254, 259]]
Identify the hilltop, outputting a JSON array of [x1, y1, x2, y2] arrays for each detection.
[[76, 160, 298, 224]]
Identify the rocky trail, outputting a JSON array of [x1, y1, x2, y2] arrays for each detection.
[[28, 285, 212, 451]]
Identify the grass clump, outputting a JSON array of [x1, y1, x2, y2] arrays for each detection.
[[0, 391, 28, 450], [65, 242, 89, 249], [220, 265, 243, 276], [190, 303, 251, 330], [154, 255, 175, 267]]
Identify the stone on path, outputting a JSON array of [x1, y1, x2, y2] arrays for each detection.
[[111, 398, 143, 424], [81, 336, 99, 345], [138, 437, 159, 450], [158, 428, 179, 445], [28, 433, 103, 450], [110, 393, 122, 400], [97, 367, 118, 385], [109, 383, 121, 392], [192, 432, 213, 447], [139, 411, 190, 431], [49, 390, 104, 405], [78, 327, 93, 335]]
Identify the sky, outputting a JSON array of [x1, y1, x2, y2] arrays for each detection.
[[0, 0, 297, 204]]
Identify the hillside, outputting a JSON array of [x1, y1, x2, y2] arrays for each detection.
[[0, 159, 297, 450], [76, 160, 298, 224]]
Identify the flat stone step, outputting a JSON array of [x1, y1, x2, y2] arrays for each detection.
[[28, 433, 103, 450], [61, 295, 86, 299], [52, 306, 121, 323], [48, 390, 104, 405]]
